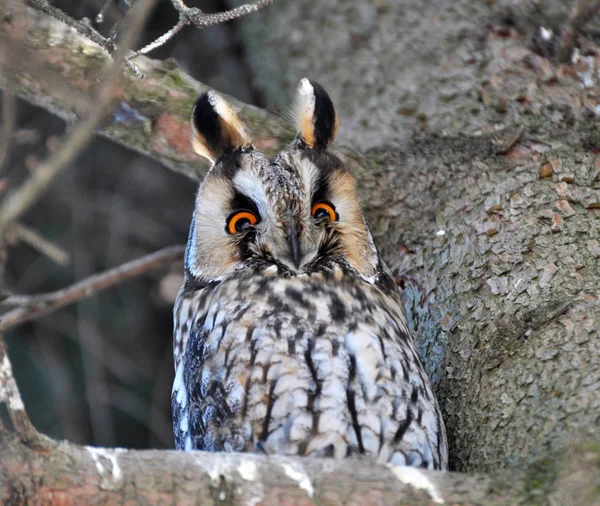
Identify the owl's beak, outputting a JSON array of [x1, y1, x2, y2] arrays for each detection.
[[285, 222, 302, 269]]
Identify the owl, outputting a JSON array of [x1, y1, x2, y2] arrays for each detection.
[[172, 79, 448, 470]]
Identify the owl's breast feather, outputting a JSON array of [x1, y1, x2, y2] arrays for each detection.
[[173, 272, 447, 469]]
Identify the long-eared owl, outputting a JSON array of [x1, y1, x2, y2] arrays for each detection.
[[172, 79, 448, 470]]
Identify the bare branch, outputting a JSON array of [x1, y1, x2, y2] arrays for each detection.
[[28, 0, 144, 77], [0, 245, 184, 332], [0, 6, 293, 181], [29, 0, 275, 69], [169, 0, 275, 26], [0, 0, 157, 234], [128, 0, 275, 61], [12, 223, 71, 266], [28, 0, 115, 52], [1, 426, 599, 505], [185, 0, 276, 26], [558, 0, 600, 62], [95, 0, 113, 25], [129, 16, 188, 58], [0, 34, 90, 117], [0, 341, 43, 447]]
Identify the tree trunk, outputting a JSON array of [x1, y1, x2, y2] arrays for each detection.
[[233, 0, 600, 472]]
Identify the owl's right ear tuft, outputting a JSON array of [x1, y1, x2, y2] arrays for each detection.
[[292, 78, 339, 150], [191, 91, 252, 164]]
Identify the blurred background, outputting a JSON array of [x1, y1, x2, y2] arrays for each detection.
[[1, 0, 264, 449]]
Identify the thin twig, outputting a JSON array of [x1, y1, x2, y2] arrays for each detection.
[[95, 0, 113, 24], [28, 0, 144, 77], [13, 223, 71, 266], [107, 0, 142, 42], [106, 0, 151, 77], [558, 0, 600, 63], [28, 0, 115, 52], [172, 0, 275, 26], [0, 245, 184, 332], [0, 0, 157, 234], [129, 16, 188, 58], [128, 0, 275, 61]]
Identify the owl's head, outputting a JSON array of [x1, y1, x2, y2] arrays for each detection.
[[185, 79, 383, 285]]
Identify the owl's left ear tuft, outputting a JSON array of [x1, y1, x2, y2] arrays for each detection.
[[191, 91, 252, 164], [292, 78, 339, 150]]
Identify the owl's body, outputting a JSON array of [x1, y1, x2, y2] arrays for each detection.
[[173, 80, 448, 469]]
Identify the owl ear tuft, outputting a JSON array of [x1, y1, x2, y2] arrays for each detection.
[[191, 91, 252, 164], [292, 78, 339, 150]]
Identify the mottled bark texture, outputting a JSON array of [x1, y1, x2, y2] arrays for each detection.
[[349, 129, 600, 473], [231, 0, 494, 151], [1, 0, 600, 501], [1, 430, 600, 505], [232, 0, 600, 472], [231, 0, 600, 150]]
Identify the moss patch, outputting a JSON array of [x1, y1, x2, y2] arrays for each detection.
[[522, 458, 557, 505]]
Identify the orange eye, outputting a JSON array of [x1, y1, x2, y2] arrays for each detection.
[[227, 210, 259, 235], [311, 201, 338, 221]]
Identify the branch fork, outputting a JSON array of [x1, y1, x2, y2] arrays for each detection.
[[27, 0, 276, 76], [130, 0, 275, 60]]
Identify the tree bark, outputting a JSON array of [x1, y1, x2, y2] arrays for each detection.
[[1, 430, 600, 506], [231, 0, 496, 150], [0, 3, 294, 181], [231, 0, 600, 473], [1, 0, 600, 501]]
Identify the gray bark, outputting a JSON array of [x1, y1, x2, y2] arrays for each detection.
[[232, 0, 494, 150], [234, 0, 600, 472], [1, 430, 600, 505]]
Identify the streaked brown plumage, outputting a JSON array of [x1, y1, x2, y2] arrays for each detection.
[[172, 79, 448, 469]]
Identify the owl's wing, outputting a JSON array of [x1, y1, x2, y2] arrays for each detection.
[[172, 286, 208, 451], [173, 321, 217, 451], [173, 284, 237, 452], [171, 355, 189, 450]]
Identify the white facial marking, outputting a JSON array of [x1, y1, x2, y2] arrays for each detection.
[[233, 170, 268, 218], [298, 156, 319, 203]]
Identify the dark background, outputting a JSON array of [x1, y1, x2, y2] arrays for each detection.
[[2, 0, 263, 449]]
